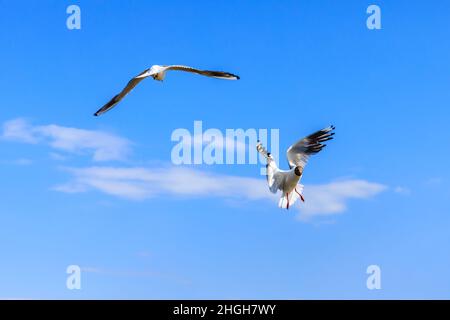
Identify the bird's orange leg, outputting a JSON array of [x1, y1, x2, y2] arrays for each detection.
[[286, 193, 290, 209], [295, 188, 305, 202]]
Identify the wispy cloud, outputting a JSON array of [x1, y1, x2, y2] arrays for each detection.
[[14, 158, 33, 166], [2, 119, 387, 220], [2, 118, 131, 161], [0, 158, 33, 166], [425, 177, 443, 187], [55, 165, 386, 221], [299, 180, 387, 221], [81, 266, 191, 285], [54, 166, 268, 200], [394, 186, 411, 195]]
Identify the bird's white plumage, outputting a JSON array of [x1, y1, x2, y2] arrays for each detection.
[[257, 141, 303, 208], [257, 126, 335, 210]]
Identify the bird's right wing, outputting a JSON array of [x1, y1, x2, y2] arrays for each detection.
[[286, 125, 335, 169], [257, 141, 284, 193], [165, 65, 240, 80], [94, 68, 150, 116]]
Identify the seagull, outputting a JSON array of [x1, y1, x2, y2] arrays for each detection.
[[94, 65, 240, 116], [256, 126, 335, 209]]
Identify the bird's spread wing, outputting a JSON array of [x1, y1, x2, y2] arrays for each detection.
[[94, 68, 150, 116], [257, 141, 284, 193], [165, 65, 240, 80], [286, 125, 335, 169]]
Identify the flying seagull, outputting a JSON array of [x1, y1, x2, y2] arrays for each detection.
[[94, 65, 240, 116], [256, 126, 335, 209]]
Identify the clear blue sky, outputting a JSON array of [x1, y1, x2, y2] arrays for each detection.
[[0, 0, 449, 299]]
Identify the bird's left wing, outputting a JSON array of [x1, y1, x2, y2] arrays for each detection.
[[257, 141, 283, 193], [286, 126, 335, 169], [94, 68, 150, 116], [165, 65, 240, 80]]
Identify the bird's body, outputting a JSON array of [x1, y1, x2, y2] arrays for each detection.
[[257, 126, 335, 209], [277, 168, 302, 193], [148, 65, 167, 81], [94, 64, 239, 116]]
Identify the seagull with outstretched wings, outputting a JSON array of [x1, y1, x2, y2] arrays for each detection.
[[94, 65, 240, 116], [257, 126, 335, 209]]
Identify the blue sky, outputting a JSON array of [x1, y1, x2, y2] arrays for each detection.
[[0, 0, 449, 299]]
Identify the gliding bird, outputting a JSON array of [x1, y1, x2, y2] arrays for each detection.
[[94, 65, 240, 116]]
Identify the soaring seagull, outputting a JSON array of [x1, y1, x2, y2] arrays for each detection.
[[94, 65, 240, 116], [256, 126, 335, 209]]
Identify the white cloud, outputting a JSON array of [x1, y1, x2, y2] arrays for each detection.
[[2, 119, 386, 221], [49, 152, 68, 161], [2, 118, 38, 143], [54, 166, 268, 200], [55, 165, 386, 221], [394, 186, 411, 195], [2, 118, 131, 161], [299, 180, 387, 221]]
